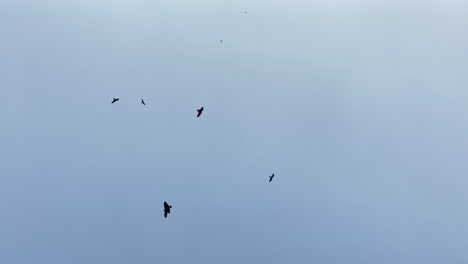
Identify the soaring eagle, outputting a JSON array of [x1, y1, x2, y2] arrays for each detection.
[[197, 107, 204, 117], [269, 174, 275, 182], [164, 201, 172, 218]]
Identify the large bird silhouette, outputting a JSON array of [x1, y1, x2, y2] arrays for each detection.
[[111, 98, 119, 104], [141, 99, 145, 105], [269, 174, 275, 182], [197, 107, 204, 117], [164, 201, 172, 218]]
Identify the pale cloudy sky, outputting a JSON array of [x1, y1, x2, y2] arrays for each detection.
[[1, 1, 468, 263]]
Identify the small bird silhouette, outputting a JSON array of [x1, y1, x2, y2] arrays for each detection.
[[141, 99, 145, 105], [245, 11, 247, 14], [197, 107, 204, 117], [111, 98, 119, 104], [164, 201, 172, 218], [220, 40, 223, 43], [269, 174, 275, 182]]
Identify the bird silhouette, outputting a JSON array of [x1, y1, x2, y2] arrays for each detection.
[[164, 201, 172, 218], [197, 107, 204, 117], [141, 99, 145, 105], [269, 174, 275, 182], [111, 98, 119, 104], [245, 11, 247, 14], [220, 40, 223, 43]]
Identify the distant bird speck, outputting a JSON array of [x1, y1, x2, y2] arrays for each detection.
[[111, 98, 119, 104], [269, 174, 275, 182], [197, 107, 204, 117], [141, 99, 145, 105], [164, 201, 172, 218], [245, 11, 247, 14], [220, 40, 223, 43]]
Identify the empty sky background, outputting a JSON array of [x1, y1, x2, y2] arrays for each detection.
[[1, 0, 468, 263]]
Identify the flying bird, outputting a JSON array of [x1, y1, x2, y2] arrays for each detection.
[[197, 107, 204, 117], [111, 98, 119, 104], [164, 201, 172, 218], [141, 99, 145, 105], [219, 40, 223, 43], [269, 174, 275, 182], [245, 11, 247, 14]]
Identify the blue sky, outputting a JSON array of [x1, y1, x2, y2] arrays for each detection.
[[1, 1, 468, 263]]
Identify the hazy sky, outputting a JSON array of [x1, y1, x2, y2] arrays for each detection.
[[1, 1, 468, 263]]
